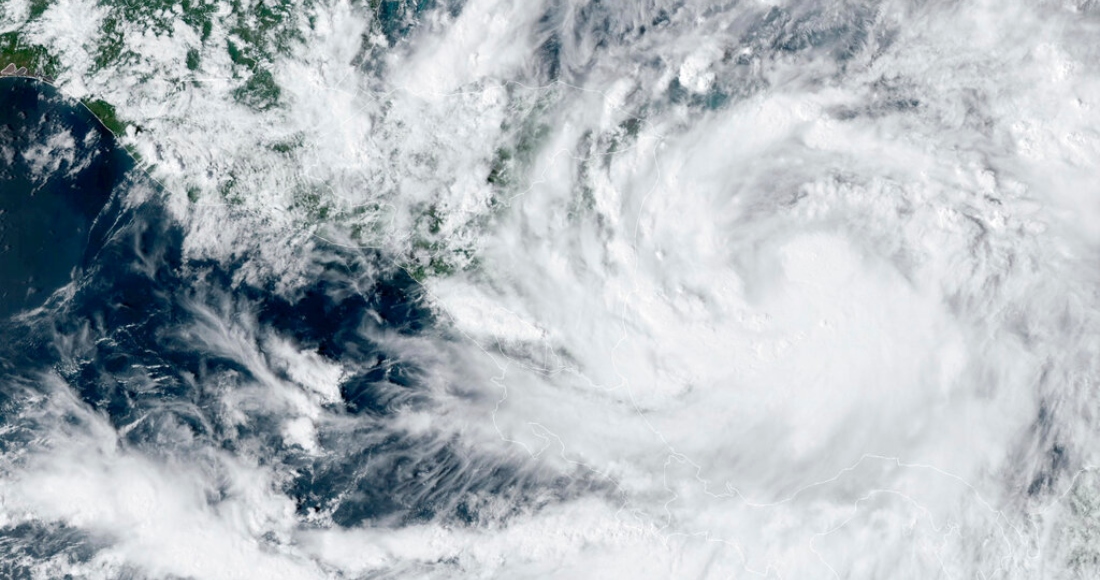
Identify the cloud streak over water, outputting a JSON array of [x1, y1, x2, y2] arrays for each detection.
[[3, 0, 1100, 578]]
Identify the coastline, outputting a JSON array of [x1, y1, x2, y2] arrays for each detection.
[[0, 62, 54, 84]]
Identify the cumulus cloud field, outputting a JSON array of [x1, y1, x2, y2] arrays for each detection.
[[1, 0, 1100, 578]]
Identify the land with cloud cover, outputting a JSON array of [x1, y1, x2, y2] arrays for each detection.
[[1, 0, 1100, 578]]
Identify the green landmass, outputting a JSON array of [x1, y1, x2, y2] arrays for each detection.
[[0, 0, 477, 280], [0, 31, 59, 77], [185, 48, 201, 71], [27, 0, 50, 20], [81, 98, 146, 168], [0, 28, 140, 159], [82, 99, 127, 136]]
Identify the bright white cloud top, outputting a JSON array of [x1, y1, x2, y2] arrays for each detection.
[[0, 0, 1099, 578]]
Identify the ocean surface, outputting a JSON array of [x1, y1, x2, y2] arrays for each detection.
[[0, 75, 588, 579], [0, 79, 120, 318], [3, 1, 1100, 578]]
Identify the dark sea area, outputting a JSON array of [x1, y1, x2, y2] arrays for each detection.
[[0, 78, 123, 319], [0, 77, 575, 576]]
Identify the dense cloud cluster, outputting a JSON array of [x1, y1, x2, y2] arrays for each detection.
[[1, 0, 1100, 578]]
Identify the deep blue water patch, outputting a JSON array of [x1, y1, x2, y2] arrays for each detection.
[[0, 79, 594, 570], [46, 201, 589, 526], [0, 78, 127, 319]]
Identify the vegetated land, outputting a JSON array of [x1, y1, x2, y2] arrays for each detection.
[[0, 31, 58, 78], [0, 0, 486, 279]]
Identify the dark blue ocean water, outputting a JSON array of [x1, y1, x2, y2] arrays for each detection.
[[0, 78, 581, 575], [0, 78, 123, 319]]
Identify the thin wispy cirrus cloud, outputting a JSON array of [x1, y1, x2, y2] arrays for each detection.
[[0, 0, 1099, 578]]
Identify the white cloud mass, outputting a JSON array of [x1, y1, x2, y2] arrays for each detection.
[[3, 0, 1100, 578]]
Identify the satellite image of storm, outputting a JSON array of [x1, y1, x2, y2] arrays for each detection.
[[1, 0, 1100, 578]]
